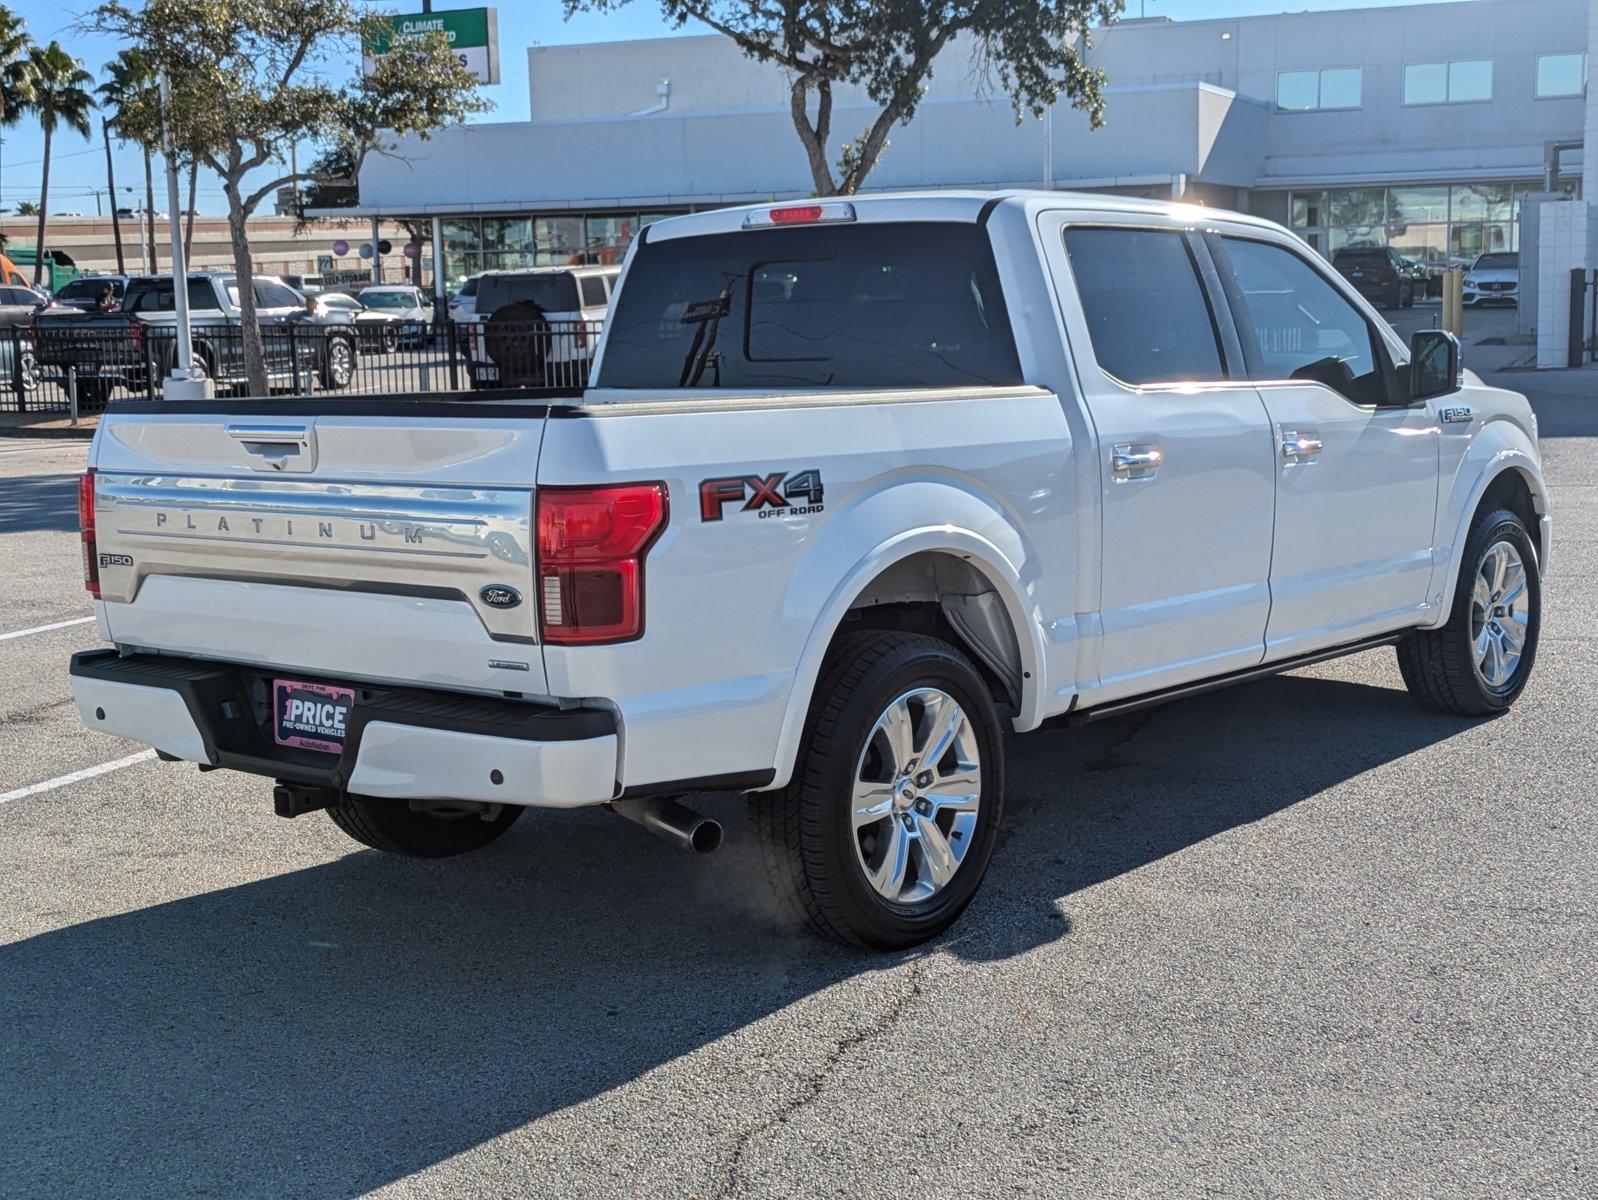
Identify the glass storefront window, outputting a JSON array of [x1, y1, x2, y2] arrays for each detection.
[[1326, 188, 1386, 238], [534, 216, 584, 266], [1388, 186, 1448, 226], [482, 217, 534, 253], [1388, 224, 1448, 267], [1289, 192, 1325, 228], [1452, 183, 1513, 223], [585, 215, 633, 264], [441, 219, 480, 256]]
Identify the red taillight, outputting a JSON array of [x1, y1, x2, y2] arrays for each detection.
[[537, 483, 667, 645], [574, 324, 589, 348], [130, 320, 146, 352], [771, 205, 824, 225], [79, 470, 99, 598]]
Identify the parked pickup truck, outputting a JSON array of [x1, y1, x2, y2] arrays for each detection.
[[32, 272, 357, 406], [69, 193, 1549, 950]]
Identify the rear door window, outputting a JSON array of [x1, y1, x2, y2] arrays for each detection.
[[579, 276, 608, 308], [1061, 227, 1227, 386], [126, 280, 222, 313], [598, 221, 1021, 389]]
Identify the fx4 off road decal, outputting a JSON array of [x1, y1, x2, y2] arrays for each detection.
[[700, 469, 825, 522]]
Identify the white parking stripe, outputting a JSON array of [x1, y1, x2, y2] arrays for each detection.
[[0, 616, 95, 642], [0, 750, 157, 806]]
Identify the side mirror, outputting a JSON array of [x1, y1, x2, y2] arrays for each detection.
[[1409, 330, 1461, 401]]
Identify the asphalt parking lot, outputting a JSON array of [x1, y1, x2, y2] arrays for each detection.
[[1, 364, 1593, 1198]]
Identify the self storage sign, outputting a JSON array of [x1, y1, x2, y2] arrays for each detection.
[[274, 680, 356, 755]]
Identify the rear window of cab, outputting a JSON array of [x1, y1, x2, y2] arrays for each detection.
[[597, 221, 1022, 389]]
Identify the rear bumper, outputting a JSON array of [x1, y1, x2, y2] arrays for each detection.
[[69, 650, 619, 809]]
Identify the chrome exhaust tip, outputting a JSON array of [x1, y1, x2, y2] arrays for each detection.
[[609, 796, 723, 854]]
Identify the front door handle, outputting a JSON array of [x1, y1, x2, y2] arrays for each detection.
[[1111, 444, 1162, 481], [1281, 430, 1324, 461]]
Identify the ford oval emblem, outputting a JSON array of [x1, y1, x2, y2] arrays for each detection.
[[479, 584, 523, 610]]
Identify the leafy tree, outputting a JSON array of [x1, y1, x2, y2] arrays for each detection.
[[567, 1, 1124, 196], [0, 7, 34, 231], [98, 48, 161, 272], [14, 198, 36, 215], [22, 42, 95, 287], [91, 0, 488, 395]]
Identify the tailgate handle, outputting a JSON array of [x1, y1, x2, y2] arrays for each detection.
[[228, 423, 313, 472]]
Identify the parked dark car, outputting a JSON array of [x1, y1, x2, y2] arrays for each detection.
[[30, 272, 356, 406], [1331, 246, 1418, 309]]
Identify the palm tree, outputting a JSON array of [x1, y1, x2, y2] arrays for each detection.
[[23, 43, 94, 287], [0, 7, 34, 239], [97, 49, 156, 273]]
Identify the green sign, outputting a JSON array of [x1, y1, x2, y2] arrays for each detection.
[[363, 7, 499, 85]]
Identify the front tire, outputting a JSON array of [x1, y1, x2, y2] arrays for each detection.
[[750, 631, 1005, 950], [327, 792, 523, 857], [1397, 507, 1541, 715]]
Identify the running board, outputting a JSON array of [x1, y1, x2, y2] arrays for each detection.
[[1065, 633, 1406, 726]]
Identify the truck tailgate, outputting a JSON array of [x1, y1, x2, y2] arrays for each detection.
[[89, 403, 553, 696]]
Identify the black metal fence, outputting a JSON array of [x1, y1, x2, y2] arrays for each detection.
[[0, 316, 606, 415]]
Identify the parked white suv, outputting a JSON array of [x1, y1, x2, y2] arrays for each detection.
[[70, 192, 1549, 950], [462, 264, 618, 388]]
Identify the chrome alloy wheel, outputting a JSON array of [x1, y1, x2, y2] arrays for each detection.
[[851, 688, 982, 905], [1471, 540, 1530, 689], [329, 337, 354, 385]]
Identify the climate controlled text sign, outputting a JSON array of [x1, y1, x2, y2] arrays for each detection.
[[363, 7, 499, 86]]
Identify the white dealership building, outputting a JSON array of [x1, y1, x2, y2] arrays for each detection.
[[345, 0, 1596, 361]]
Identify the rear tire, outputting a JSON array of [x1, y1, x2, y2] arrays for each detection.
[[750, 631, 1005, 951], [327, 792, 523, 857], [1397, 507, 1540, 715], [319, 334, 356, 390]]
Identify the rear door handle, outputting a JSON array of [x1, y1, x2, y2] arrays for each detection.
[[1111, 444, 1162, 481], [1281, 430, 1323, 461]]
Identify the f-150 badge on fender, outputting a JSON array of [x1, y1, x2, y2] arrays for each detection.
[[700, 469, 825, 522]]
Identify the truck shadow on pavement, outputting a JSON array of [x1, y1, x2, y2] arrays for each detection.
[[0, 667, 1476, 1197], [0, 472, 81, 534]]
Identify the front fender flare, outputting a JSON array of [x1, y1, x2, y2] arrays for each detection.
[[1424, 421, 1548, 628]]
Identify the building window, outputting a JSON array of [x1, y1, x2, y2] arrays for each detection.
[[1276, 67, 1362, 111], [1536, 54, 1586, 98], [1404, 60, 1493, 105], [1287, 181, 1584, 269]]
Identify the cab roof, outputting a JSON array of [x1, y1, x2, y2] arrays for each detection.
[[641, 189, 1283, 243]]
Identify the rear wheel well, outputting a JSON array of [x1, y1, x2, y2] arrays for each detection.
[[830, 552, 1025, 717]]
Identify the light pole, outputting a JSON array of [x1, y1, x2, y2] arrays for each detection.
[[159, 73, 211, 400]]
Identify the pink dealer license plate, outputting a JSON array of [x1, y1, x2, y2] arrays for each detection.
[[273, 679, 355, 754]]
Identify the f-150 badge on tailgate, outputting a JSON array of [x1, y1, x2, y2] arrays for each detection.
[[700, 469, 824, 522]]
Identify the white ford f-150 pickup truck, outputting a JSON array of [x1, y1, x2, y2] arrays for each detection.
[[70, 192, 1549, 950]]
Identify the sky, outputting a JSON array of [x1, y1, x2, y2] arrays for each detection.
[[1, 0, 1470, 218]]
